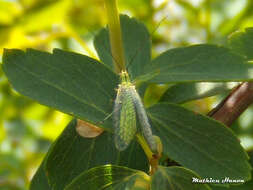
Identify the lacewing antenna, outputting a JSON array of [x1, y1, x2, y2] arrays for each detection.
[[125, 15, 168, 71], [84, 16, 168, 151], [88, 15, 168, 77]]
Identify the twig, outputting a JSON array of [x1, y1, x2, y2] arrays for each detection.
[[208, 82, 253, 126], [165, 82, 253, 167]]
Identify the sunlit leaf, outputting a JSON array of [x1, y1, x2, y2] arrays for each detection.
[[46, 119, 149, 190], [30, 160, 51, 190], [151, 166, 211, 190], [228, 27, 253, 60], [0, 1, 21, 25], [17, 0, 71, 32], [65, 165, 150, 190]]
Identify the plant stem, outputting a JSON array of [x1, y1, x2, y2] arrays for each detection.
[[136, 134, 162, 175], [104, 0, 126, 73], [136, 133, 157, 175], [136, 133, 153, 159], [208, 82, 253, 126], [165, 82, 253, 167]]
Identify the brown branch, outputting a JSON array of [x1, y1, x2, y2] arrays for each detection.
[[165, 82, 253, 167], [208, 82, 253, 126]]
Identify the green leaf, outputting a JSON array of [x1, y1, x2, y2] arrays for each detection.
[[151, 166, 211, 190], [144, 44, 253, 83], [228, 27, 253, 60], [65, 165, 150, 190], [211, 150, 253, 190], [30, 160, 51, 190], [160, 82, 235, 104], [94, 28, 112, 68], [147, 103, 252, 180], [2, 48, 118, 130], [46, 119, 149, 190], [94, 14, 151, 79], [30, 132, 57, 190]]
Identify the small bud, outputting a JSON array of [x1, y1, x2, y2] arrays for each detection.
[[76, 119, 104, 138], [153, 135, 163, 157]]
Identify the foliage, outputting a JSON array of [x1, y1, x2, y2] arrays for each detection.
[[1, 0, 253, 190], [2, 12, 253, 190]]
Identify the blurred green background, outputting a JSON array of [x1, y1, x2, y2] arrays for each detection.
[[0, 0, 253, 189]]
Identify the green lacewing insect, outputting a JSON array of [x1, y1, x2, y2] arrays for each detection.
[[129, 84, 157, 153], [113, 71, 157, 152], [113, 71, 137, 150], [94, 16, 168, 152]]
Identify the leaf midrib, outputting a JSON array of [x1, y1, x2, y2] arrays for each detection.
[[8, 60, 107, 116]]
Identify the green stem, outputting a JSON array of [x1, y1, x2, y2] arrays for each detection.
[[137, 134, 163, 175], [104, 0, 126, 73], [136, 133, 153, 159]]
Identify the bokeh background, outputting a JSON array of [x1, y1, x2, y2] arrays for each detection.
[[0, 0, 253, 189]]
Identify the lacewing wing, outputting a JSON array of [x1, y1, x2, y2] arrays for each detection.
[[113, 83, 137, 151], [129, 87, 157, 153], [113, 71, 157, 152]]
